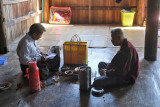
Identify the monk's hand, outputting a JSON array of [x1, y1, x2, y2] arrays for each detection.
[[41, 55, 47, 61], [99, 69, 107, 76], [105, 69, 113, 77]]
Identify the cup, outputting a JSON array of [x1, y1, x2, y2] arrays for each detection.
[[92, 71, 97, 77]]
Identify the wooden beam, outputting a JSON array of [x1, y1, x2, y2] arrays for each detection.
[[6, 11, 42, 27], [0, 0, 8, 54], [136, 0, 146, 25], [71, 6, 137, 10], [3, 0, 29, 5], [144, 0, 159, 61], [43, 0, 49, 23], [39, 0, 42, 10]]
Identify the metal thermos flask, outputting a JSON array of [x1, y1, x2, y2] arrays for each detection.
[[79, 66, 91, 91], [26, 61, 41, 93]]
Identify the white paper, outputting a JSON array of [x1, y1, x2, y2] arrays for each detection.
[[46, 53, 56, 59]]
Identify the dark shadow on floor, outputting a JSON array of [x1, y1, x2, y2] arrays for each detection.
[[92, 84, 134, 98], [80, 89, 91, 107]]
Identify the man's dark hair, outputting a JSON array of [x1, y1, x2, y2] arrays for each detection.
[[28, 23, 46, 35]]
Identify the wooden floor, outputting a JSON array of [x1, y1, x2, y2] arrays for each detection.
[[0, 24, 160, 107]]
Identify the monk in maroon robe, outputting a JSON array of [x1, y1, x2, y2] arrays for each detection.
[[92, 28, 139, 89]]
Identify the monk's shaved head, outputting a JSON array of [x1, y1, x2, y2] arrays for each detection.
[[110, 27, 125, 46], [111, 27, 125, 39]]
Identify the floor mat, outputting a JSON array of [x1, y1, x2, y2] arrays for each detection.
[[79, 35, 107, 48], [123, 28, 145, 47], [38, 40, 59, 47], [41, 25, 110, 48], [89, 40, 107, 48], [54, 35, 107, 48], [40, 25, 153, 48]]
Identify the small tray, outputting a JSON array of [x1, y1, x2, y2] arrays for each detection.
[[65, 70, 74, 75], [0, 82, 12, 90], [61, 66, 70, 72]]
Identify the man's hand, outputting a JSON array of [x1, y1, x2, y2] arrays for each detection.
[[41, 55, 47, 61], [40, 52, 44, 55], [40, 52, 48, 56]]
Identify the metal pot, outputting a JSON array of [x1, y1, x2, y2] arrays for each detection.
[[79, 66, 91, 91]]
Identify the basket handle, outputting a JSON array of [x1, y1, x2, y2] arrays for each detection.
[[70, 34, 82, 43]]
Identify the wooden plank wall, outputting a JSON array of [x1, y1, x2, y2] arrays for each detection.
[[3, 0, 39, 44], [49, 0, 142, 24]]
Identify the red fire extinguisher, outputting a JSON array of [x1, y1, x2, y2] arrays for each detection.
[[26, 61, 41, 93]]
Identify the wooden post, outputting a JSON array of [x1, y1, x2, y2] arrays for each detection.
[[136, 0, 146, 26], [43, 0, 49, 23], [144, 0, 159, 61], [0, 0, 8, 54], [39, 0, 42, 10], [89, 0, 91, 24]]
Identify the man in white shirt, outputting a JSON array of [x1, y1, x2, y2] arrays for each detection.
[[17, 23, 60, 80]]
